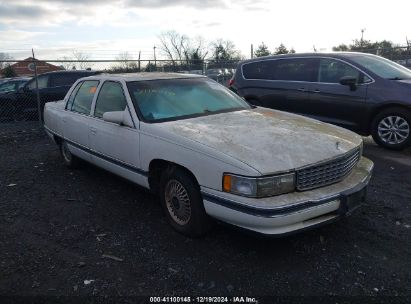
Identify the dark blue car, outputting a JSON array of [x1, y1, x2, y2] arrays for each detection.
[[0, 70, 99, 121], [230, 53, 411, 150]]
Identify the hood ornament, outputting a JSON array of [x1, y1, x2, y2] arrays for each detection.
[[336, 141, 341, 150]]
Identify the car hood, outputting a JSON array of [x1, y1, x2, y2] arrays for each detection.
[[162, 108, 362, 174]]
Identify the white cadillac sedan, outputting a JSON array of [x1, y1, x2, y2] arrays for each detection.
[[44, 73, 373, 237]]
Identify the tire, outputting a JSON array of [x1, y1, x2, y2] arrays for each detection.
[[371, 107, 411, 150], [159, 167, 211, 237], [60, 140, 81, 168]]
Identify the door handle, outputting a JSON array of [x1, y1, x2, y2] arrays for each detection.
[[90, 127, 97, 135], [312, 89, 321, 93], [297, 88, 307, 92]]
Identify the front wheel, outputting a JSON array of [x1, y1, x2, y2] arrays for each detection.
[[371, 107, 411, 150], [160, 167, 211, 237]]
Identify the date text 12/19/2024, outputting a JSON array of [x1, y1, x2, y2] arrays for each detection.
[[149, 296, 258, 303]]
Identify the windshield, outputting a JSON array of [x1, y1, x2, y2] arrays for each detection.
[[0, 80, 27, 93], [350, 54, 411, 80], [127, 78, 251, 122]]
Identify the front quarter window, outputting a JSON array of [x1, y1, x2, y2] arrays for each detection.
[[351, 55, 411, 80]]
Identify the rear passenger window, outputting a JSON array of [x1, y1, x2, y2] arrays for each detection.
[[318, 59, 361, 83], [52, 73, 82, 87], [69, 80, 99, 115], [242, 58, 314, 81], [66, 81, 83, 110], [242, 60, 276, 80], [27, 75, 49, 89], [273, 59, 314, 81], [94, 81, 127, 118]]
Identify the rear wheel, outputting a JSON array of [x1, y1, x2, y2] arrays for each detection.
[[60, 140, 80, 168], [371, 107, 411, 150], [159, 167, 211, 237]]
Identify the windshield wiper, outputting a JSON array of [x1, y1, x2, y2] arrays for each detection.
[[388, 77, 403, 80]]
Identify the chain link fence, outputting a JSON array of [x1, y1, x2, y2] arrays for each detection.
[[0, 59, 240, 124], [354, 46, 411, 67], [1, 47, 410, 124]]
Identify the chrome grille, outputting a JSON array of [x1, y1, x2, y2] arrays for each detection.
[[296, 148, 361, 191]]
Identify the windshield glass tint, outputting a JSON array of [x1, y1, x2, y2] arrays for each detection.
[[127, 78, 250, 122], [351, 55, 411, 80]]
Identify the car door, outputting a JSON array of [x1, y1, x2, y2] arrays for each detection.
[[61, 80, 99, 161], [88, 80, 141, 182], [245, 58, 315, 114], [18, 74, 50, 118], [47, 72, 89, 103], [306, 58, 369, 131]]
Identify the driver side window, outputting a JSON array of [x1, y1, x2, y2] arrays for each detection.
[[318, 59, 361, 84], [94, 81, 128, 119]]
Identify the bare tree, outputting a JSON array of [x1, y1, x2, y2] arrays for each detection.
[[57, 56, 75, 70], [158, 31, 189, 65], [158, 31, 209, 69], [0, 52, 13, 70], [72, 50, 92, 70], [115, 52, 135, 70], [110, 52, 138, 72]]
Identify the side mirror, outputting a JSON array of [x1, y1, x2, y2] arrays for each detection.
[[102, 110, 134, 128], [339, 76, 357, 91]]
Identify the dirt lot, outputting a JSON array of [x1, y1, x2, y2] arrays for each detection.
[[0, 122, 410, 302]]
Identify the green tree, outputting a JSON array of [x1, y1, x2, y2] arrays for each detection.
[[332, 39, 405, 58], [145, 62, 156, 72], [2, 65, 17, 78], [332, 44, 350, 51], [274, 43, 292, 55], [211, 39, 242, 61], [254, 42, 271, 57]]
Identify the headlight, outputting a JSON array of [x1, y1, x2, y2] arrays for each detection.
[[222, 173, 295, 198]]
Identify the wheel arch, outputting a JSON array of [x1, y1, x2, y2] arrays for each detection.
[[368, 102, 411, 133], [148, 159, 200, 194]]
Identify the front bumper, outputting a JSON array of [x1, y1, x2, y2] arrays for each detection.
[[201, 157, 373, 235]]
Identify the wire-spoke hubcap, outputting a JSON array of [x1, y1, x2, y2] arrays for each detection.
[[62, 143, 72, 163], [378, 116, 409, 145], [165, 179, 191, 225]]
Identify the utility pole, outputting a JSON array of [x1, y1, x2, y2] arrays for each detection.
[[32, 48, 42, 126], [138, 50, 141, 72], [360, 28, 366, 47], [251, 44, 254, 59], [153, 46, 157, 70]]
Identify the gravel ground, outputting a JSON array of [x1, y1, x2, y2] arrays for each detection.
[[0, 122, 410, 302]]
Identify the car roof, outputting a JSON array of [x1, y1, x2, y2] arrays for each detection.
[[38, 70, 99, 76], [240, 52, 377, 64], [79, 72, 206, 82], [0, 77, 31, 82]]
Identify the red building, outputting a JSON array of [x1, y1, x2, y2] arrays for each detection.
[[2, 57, 63, 76]]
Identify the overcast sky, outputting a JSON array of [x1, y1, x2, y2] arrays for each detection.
[[0, 0, 410, 60]]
